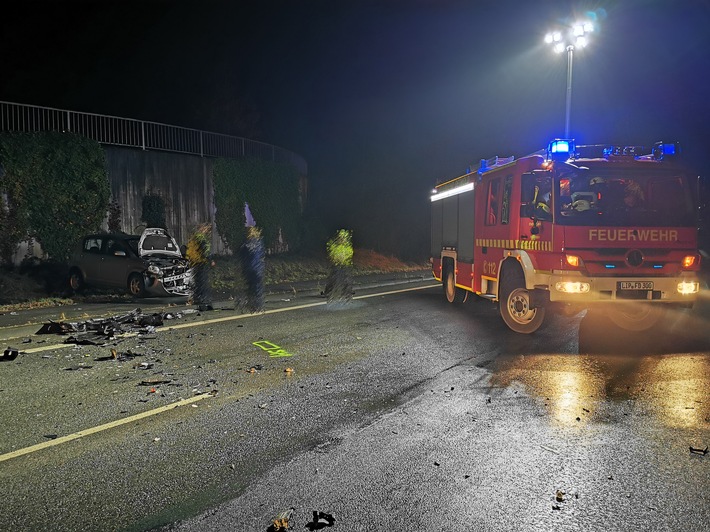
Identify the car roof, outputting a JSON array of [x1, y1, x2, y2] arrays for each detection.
[[84, 233, 138, 240]]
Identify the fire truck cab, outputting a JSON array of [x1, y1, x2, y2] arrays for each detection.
[[430, 139, 701, 334]]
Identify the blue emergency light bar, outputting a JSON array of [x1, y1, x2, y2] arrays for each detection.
[[547, 139, 575, 160]]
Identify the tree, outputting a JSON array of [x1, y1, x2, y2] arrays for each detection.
[[107, 199, 122, 233], [141, 190, 167, 229], [0, 132, 110, 262], [213, 158, 302, 253]]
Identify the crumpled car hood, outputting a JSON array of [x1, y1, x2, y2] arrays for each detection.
[[138, 228, 184, 258]]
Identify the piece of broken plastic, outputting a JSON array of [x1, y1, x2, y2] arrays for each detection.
[[2, 348, 19, 361]]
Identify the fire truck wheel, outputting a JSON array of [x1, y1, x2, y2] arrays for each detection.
[[499, 269, 545, 334], [606, 303, 665, 332], [444, 268, 467, 303]]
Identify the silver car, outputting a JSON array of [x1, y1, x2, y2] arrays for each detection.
[[68, 228, 192, 297]]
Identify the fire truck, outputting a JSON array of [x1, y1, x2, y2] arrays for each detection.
[[430, 139, 701, 334]]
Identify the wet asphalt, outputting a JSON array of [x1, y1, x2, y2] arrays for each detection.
[[0, 271, 708, 531]]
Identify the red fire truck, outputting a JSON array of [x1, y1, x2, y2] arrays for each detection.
[[430, 139, 701, 334]]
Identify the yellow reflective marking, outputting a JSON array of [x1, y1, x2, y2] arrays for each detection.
[[474, 238, 553, 252], [253, 340, 293, 358]]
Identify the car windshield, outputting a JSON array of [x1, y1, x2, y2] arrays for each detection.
[[126, 237, 139, 255], [555, 167, 696, 227]]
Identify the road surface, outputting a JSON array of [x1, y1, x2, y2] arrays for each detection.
[[0, 276, 708, 531]]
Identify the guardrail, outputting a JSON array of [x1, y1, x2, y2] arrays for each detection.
[[0, 100, 307, 174]]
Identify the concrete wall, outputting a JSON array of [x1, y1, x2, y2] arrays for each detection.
[[104, 146, 226, 253], [9, 145, 308, 264], [105, 146, 308, 254]]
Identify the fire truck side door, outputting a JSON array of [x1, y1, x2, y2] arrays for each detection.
[[519, 172, 553, 243]]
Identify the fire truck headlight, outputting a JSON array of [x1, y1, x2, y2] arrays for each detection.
[[555, 281, 590, 294], [565, 254, 582, 268], [681, 255, 697, 269], [677, 281, 700, 295]]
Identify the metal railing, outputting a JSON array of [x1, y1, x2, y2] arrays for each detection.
[[0, 100, 307, 174]]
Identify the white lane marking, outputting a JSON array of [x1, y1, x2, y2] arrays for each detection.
[[132, 284, 437, 331], [0, 393, 213, 463], [14, 284, 440, 347]]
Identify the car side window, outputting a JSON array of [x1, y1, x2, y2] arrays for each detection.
[[84, 237, 103, 253], [485, 178, 500, 226], [106, 239, 124, 256]]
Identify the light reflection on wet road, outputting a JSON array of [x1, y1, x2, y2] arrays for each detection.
[[489, 353, 709, 429], [488, 292, 710, 431]]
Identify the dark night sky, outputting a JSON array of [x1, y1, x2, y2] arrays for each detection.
[[2, 0, 710, 256]]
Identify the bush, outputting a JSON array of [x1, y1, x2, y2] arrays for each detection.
[[213, 158, 302, 253], [0, 131, 110, 262], [141, 190, 167, 229]]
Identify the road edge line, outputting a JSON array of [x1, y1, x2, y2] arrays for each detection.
[[0, 393, 212, 463]]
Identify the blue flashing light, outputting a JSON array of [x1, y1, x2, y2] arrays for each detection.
[[653, 264, 663, 269], [547, 139, 575, 160], [604, 264, 616, 269], [653, 141, 679, 160]]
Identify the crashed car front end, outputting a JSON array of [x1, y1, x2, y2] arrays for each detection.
[[144, 257, 193, 296], [139, 228, 193, 297]]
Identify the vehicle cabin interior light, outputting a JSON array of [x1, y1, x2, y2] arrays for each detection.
[[555, 281, 590, 294]]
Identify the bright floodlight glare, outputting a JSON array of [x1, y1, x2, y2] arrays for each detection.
[[544, 33, 554, 44], [553, 31, 562, 42], [576, 36, 588, 47], [553, 42, 566, 53], [583, 22, 594, 33], [573, 24, 585, 36]]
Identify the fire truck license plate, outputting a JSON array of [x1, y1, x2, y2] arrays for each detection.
[[618, 281, 654, 290]]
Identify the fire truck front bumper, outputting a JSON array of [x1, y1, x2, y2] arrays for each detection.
[[546, 271, 701, 304]]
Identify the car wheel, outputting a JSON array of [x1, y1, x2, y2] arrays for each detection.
[[128, 273, 146, 297], [68, 269, 84, 293]]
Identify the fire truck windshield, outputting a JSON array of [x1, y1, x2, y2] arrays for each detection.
[[555, 167, 696, 227]]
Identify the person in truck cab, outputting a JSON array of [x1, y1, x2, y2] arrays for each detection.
[[623, 180, 645, 209], [533, 183, 552, 220]]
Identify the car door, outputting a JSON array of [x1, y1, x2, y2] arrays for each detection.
[[519, 171, 554, 253], [80, 236, 105, 285], [99, 237, 133, 288]]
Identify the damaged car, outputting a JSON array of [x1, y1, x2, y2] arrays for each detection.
[[68, 228, 192, 297]]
